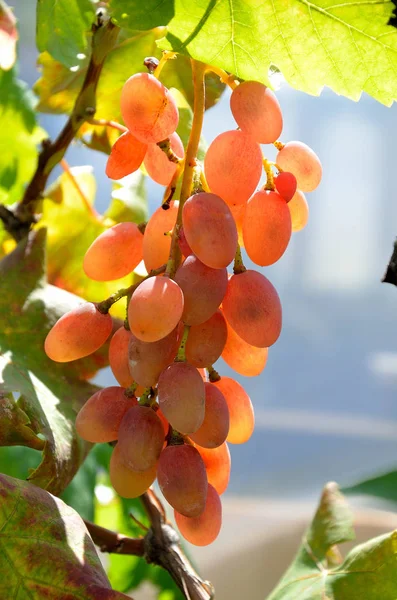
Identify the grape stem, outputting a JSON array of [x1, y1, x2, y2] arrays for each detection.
[[273, 140, 285, 151], [175, 324, 190, 362], [262, 157, 275, 191], [60, 159, 99, 219], [208, 366, 221, 382], [205, 64, 238, 89], [165, 60, 207, 277], [233, 244, 247, 275], [86, 117, 128, 133], [153, 50, 178, 79], [157, 138, 184, 164], [96, 264, 166, 314]]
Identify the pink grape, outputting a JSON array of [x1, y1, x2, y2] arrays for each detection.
[[143, 201, 178, 272], [110, 444, 157, 498], [194, 442, 231, 495], [109, 327, 134, 388], [105, 131, 147, 180], [190, 383, 230, 448], [274, 171, 297, 202], [118, 405, 165, 471], [144, 132, 184, 186], [175, 484, 222, 546], [230, 81, 283, 143], [221, 316, 268, 377], [185, 310, 227, 368], [212, 377, 254, 444], [276, 141, 322, 192], [289, 189, 309, 232]]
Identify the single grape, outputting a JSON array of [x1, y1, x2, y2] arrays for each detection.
[[186, 310, 227, 368], [190, 383, 229, 448], [143, 201, 179, 272], [128, 276, 184, 342], [178, 227, 193, 258], [105, 131, 147, 180], [158, 362, 205, 434], [174, 255, 228, 326], [212, 377, 254, 444], [156, 408, 170, 436], [276, 141, 322, 192], [109, 327, 134, 388], [204, 130, 262, 206], [128, 324, 182, 387], [75, 386, 136, 443], [230, 81, 283, 144], [182, 192, 238, 269], [157, 444, 208, 517], [288, 189, 309, 232], [175, 484, 222, 546], [243, 190, 292, 266], [120, 73, 179, 143], [83, 222, 143, 282], [274, 171, 297, 202], [221, 316, 268, 377], [222, 270, 282, 348], [144, 132, 184, 186], [44, 303, 112, 362], [110, 444, 157, 498], [194, 442, 231, 495], [118, 405, 165, 472], [230, 204, 245, 247]]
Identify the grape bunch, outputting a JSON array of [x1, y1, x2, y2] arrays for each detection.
[[44, 62, 321, 547]]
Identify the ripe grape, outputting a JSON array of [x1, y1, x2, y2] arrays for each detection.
[[174, 255, 227, 326], [230, 81, 283, 144], [143, 201, 178, 272], [156, 408, 170, 435], [195, 442, 230, 495], [75, 386, 136, 443], [186, 310, 227, 368], [44, 303, 112, 362], [109, 327, 134, 388], [157, 444, 207, 517], [274, 171, 297, 202], [178, 227, 193, 258], [128, 324, 182, 387], [276, 141, 322, 192], [182, 192, 237, 269], [190, 383, 229, 448], [230, 204, 245, 247], [289, 189, 309, 232], [128, 276, 184, 342], [118, 405, 165, 471], [221, 317, 268, 377], [243, 190, 292, 266], [120, 73, 179, 143], [105, 131, 147, 180], [158, 362, 205, 434], [175, 484, 222, 546], [212, 377, 254, 444], [144, 132, 184, 186], [83, 222, 143, 281], [204, 130, 262, 206], [222, 270, 282, 348], [110, 444, 157, 498]]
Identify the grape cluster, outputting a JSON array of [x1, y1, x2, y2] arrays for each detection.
[[44, 67, 321, 547]]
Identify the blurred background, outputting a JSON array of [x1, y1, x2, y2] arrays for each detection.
[[12, 1, 397, 597]]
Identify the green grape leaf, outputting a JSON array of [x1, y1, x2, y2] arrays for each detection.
[[0, 473, 130, 599], [36, 0, 95, 68], [0, 228, 107, 495], [106, 171, 149, 225], [267, 482, 397, 599], [108, 0, 174, 31], [40, 166, 135, 320], [159, 0, 397, 106], [343, 470, 397, 505], [0, 0, 18, 70], [0, 69, 45, 206]]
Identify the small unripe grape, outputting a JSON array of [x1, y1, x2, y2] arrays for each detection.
[[157, 444, 208, 517], [276, 141, 322, 192], [194, 442, 231, 495], [186, 310, 227, 368], [190, 383, 229, 448], [118, 405, 165, 472], [143, 201, 179, 272], [182, 192, 237, 269], [222, 270, 282, 348], [75, 386, 136, 443], [221, 316, 268, 377], [144, 132, 184, 186], [212, 377, 254, 444], [243, 190, 292, 266], [204, 130, 262, 206], [110, 444, 157, 498], [128, 276, 184, 342], [274, 171, 297, 202], [109, 327, 134, 388], [230, 81, 283, 144], [44, 303, 112, 362], [289, 190, 309, 232], [175, 255, 227, 326], [105, 131, 147, 180], [175, 484, 222, 546], [120, 73, 179, 143], [158, 362, 205, 434], [83, 222, 143, 281]]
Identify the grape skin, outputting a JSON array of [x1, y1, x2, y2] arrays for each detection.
[[221, 316, 268, 377], [118, 405, 165, 472], [109, 327, 134, 388], [105, 131, 147, 180], [289, 189, 309, 232], [175, 484, 222, 546], [143, 201, 179, 273], [274, 171, 297, 202], [212, 377, 254, 444], [276, 141, 322, 192], [185, 310, 227, 368], [144, 132, 184, 186], [190, 383, 230, 448], [194, 442, 231, 495], [110, 444, 157, 498], [44, 303, 112, 362]]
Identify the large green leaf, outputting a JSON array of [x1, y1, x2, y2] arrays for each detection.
[[159, 0, 397, 106], [109, 0, 174, 31], [0, 228, 104, 495], [36, 0, 95, 68], [0, 69, 44, 205], [267, 482, 397, 599], [0, 473, 130, 599], [343, 470, 397, 506]]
